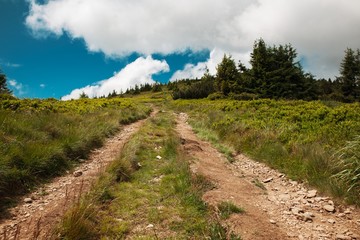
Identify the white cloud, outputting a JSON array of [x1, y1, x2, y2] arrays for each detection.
[[26, 0, 360, 79], [0, 59, 21, 68], [9, 79, 25, 95], [40, 83, 46, 88], [170, 48, 251, 81], [61, 56, 169, 100]]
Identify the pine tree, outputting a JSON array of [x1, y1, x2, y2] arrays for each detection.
[[339, 48, 360, 101], [215, 55, 239, 95], [249, 38, 268, 94], [249, 39, 308, 99], [0, 69, 12, 95]]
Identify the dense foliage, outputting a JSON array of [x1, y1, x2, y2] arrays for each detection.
[[170, 39, 360, 102], [172, 99, 360, 204]]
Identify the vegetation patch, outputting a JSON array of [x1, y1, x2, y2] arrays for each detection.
[[172, 99, 360, 205], [217, 201, 245, 219], [0, 98, 151, 213]]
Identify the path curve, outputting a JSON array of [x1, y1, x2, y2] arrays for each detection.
[[0, 110, 156, 240]]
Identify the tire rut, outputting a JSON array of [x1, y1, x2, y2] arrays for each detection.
[[0, 110, 157, 240], [176, 112, 360, 240]]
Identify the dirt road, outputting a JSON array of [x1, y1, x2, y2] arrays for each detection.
[[176, 112, 360, 240], [1, 110, 359, 240]]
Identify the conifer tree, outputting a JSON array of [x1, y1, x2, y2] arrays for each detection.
[[215, 55, 239, 95], [0, 69, 12, 95], [339, 48, 360, 101]]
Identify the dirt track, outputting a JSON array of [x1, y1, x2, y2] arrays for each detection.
[[0, 114, 152, 240], [176, 112, 360, 240], [1, 110, 360, 239]]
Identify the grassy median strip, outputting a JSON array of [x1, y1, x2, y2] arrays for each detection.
[[55, 110, 241, 239]]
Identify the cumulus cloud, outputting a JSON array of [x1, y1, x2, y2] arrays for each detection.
[[26, 0, 360, 79], [61, 56, 169, 100], [170, 49, 224, 81], [170, 48, 252, 81]]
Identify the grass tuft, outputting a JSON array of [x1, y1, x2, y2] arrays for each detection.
[[217, 201, 245, 219]]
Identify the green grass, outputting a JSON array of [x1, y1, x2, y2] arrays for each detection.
[[55, 110, 241, 239], [171, 99, 360, 205], [0, 98, 151, 213], [217, 201, 245, 219], [251, 178, 267, 191]]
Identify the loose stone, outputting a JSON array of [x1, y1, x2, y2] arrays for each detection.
[[323, 204, 335, 213]]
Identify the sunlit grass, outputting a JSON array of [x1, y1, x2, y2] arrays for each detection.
[[171, 99, 360, 205], [0, 98, 151, 212], [56, 110, 240, 239]]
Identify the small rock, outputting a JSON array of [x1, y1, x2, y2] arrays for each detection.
[[291, 207, 303, 215], [156, 155, 162, 160], [344, 209, 352, 214], [323, 205, 335, 213], [328, 219, 336, 224], [24, 198, 33, 204], [73, 171, 82, 177], [146, 224, 154, 229], [278, 194, 290, 201], [283, 211, 292, 215], [335, 234, 351, 240], [269, 219, 276, 224], [302, 212, 314, 222], [338, 213, 346, 217], [307, 190, 317, 198], [289, 180, 298, 185], [298, 235, 305, 240], [263, 177, 273, 183], [328, 200, 334, 205]]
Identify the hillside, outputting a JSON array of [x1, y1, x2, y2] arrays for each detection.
[[0, 95, 360, 239]]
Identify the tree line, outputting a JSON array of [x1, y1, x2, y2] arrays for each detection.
[[1, 38, 359, 102], [171, 39, 360, 102]]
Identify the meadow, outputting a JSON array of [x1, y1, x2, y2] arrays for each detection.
[[171, 99, 360, 204], [0, 98, 151, 210]]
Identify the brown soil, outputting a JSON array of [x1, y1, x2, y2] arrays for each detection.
[[176, 112, 360, 240], [0, 112, 154, 240]]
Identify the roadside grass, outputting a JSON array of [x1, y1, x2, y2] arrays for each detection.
[[251, 178, 267, 191], [217, 201, 245, 219], [0, 98, 151, 213], [191, 121, 235, 163], [55, 110, 241, 239], [171, 99, 360, 205]]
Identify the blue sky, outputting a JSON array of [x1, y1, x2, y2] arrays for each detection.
[[0, 0, 209, 99], [1, 0, 359, 99]]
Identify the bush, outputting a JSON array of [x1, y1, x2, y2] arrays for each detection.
[[207, 92, 225, 100], [228, 92, 259, 101]]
